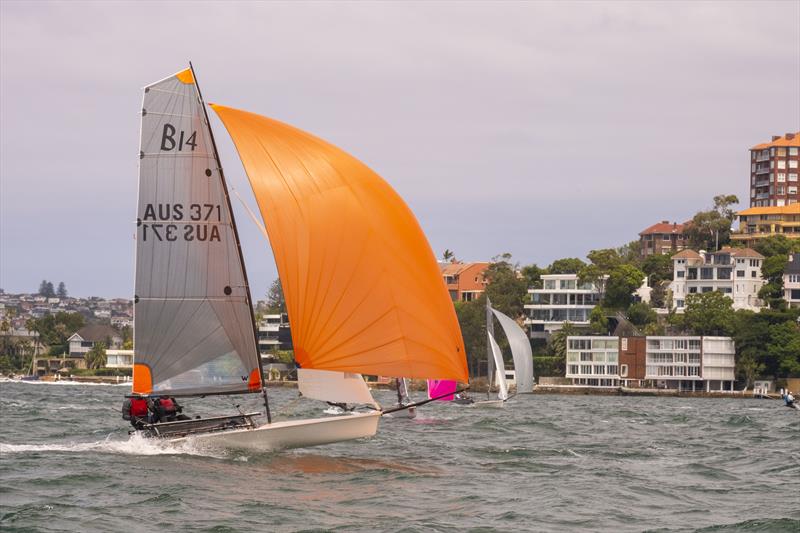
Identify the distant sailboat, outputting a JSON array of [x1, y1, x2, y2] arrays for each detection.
[[123, 65, 468, 451], [473, 297, 534, 407]]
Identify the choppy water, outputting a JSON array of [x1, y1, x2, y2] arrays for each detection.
[[1, 381, 798, 532]]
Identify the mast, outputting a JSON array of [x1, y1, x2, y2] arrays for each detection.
[[188, 62, 271, 423], [486, 295, 494, 400]]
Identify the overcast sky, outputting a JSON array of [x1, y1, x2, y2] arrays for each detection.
[[1, 1, 798, 299]]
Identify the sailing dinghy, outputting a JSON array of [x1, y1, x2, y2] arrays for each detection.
[[123, 65, 468, 452], [473, 297, 534, 407]]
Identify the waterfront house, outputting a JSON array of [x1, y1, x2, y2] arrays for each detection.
[[105, 349, 134, 368], [783, 253, 800, 307], [525, 274, 603, 338], [257, 313, 292, 358], [669, 247, 765, 312], [731, 205, 800, 248], [67, 325, 123, 359], [440, 261, 489, 302], [566, 335, 736, 391]]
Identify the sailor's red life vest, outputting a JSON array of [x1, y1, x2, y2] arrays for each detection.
[[159, 397, 176, 415], [129, 398, 149, 418]]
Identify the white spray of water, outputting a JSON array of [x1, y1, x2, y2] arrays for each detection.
[[0, 433, 228, 459]]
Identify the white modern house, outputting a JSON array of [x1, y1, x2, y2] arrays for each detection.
[[669, 247, 765, 312], [105, 349, 134, 368], [783, 254, 800, 307], [565, 335, 736, 392], [525, 274, 603, 338], [257, 313, 292, 357], [565, 336, 620, 387]]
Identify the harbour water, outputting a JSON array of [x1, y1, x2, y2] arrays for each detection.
[[0, 381, 798, 532]]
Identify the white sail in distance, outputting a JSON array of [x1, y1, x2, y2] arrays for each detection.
[[490, 308, 534, 393], [488, 331, 509, 401]]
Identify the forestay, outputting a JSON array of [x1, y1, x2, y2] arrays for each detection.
[[490, 308, 534, 393], [132, 68, 261, 397], [488, 331, 509, 401], [298, 369, 378, 408]]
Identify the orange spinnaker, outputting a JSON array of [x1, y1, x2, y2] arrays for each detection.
[[211, 104, 468, 382]]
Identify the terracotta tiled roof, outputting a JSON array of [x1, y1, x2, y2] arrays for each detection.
[[751, 132, 800, 150], [672, 250, 702, 259], [727, 247, 764, 259], [639, 221, 688, 236], [439, 262, 489, 276], [737, 205, 800, 216]]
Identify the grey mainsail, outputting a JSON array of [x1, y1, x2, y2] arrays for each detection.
[[133, 68, 261, 397], [490, 308, 534, 393]]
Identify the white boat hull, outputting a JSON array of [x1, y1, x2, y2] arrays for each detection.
[[173, 411, 381, 452]]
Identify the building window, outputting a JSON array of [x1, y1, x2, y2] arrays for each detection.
[[701, 268, 714, 280], [791, 160, 799, 169], [778, 173, 787, 182], [676, 299, 684, 308], [677, 271, 685, 278], [736, 270, 745, 277], [790, 147, 799, 156], [790, 173, 799, 182]]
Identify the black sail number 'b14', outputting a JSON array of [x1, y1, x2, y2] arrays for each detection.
[[161, 123, 197, 151]]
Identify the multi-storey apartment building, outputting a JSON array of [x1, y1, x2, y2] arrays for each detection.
[[669, 247, 765, 312], [257, 314, 292, 357], [638, 220, 689, 257], [731, 205, 800, 248], [525, 274, 603, 338], [750, 132, 800, 207], [440, 262, 489, 302], [566, 335, 735, 391], [565, 337, 620, 386], [784, 253, 800, 307]]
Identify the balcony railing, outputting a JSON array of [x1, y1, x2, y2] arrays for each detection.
[[755, 167, 770, 174]]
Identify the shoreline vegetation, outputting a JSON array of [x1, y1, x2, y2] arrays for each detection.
[[3, 196, 799, 387]]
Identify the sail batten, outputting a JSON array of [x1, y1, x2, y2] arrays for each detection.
[[132, 69, 261, 397], [211, 104, 468, 382]]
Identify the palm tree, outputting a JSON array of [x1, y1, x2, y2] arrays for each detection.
[[442, 249, 455, 262]]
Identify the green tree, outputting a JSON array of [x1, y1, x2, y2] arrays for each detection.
[[442, 249, 455, 262], [604, 264, 645, 309], [521, 264, 545, 289], [548, 257, 586, 274], [484, 255, 527, 318], [627, 301, 657, 326], [38, 280, 55, 297], [84, 342, 107, 370], [454, 297, 485, 378], [589, 306, 609, 334], [753, 235, 800, 257], [683, 291, 735, 336], [548, 322, 577, 374], [57, 282, 68, 299], [685, 194, 739, 251], [641, 253, 673, 285], [766, 321, 800, 376], [759, 255, 788, 309], [266, 278, 286, 314], [616, 240, 643, 266]]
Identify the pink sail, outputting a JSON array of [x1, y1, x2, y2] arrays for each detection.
[[427, 379, 457, 401]]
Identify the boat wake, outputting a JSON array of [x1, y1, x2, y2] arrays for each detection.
[[0, 433, 227, 459], [0, 378, 131, 387]]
